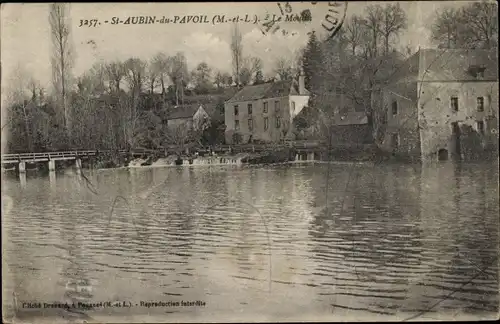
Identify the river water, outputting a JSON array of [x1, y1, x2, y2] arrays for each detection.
[[2, 162, 499, 322]]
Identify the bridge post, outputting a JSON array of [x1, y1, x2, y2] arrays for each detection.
[[19, 172, 27, 188], [48, 159, 55, 172], [307, 152, 314, 161], [49, 171, 56, 189], [18, 161, 26, 173], [75, 158, 82, 173]]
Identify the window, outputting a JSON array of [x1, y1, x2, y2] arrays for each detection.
[[451, 97, 459, 112], [477, 97, 484, 112], [248, 103, 253, 115], [275, 116, 281, 128], [234, 105, 239, 116], [264, 117, 269, 130], [275, 101, 280, 113], [477, 120, 484, 134], [248, 118, 253, 131], [392, 100, 398, 116], [391, 133, 399, 149], [235, 120, 240, 130], [263, 102, 268, 113], [291, 101, 296, 112]]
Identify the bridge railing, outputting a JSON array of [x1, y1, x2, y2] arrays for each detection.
[[1, 150, 97, 162], [2, 141, 364, 162]]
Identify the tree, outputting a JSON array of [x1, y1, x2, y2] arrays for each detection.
[[273, 57, 294, 81], [248, 57, 263, 75], [214, 71, 225, 89], [236, 56, 263, 86], [461, 1, 498, 49], [302, 31, 323, 91], [344, 15, 366, 56], [49, 3, 73, 135], [430, 8, 462, 49], [4, 66, 36, 152], [151, 53, 170, 95], [146, 59, 158, 94], [379, 3, 407, 54], [222, 73, 233, 87], [166, 123, 194, 155], [239, 67, 252, 86], [230, 23, 243, 87], [253, 70, 265, 84], [431, 2, 498, 49], [363, 4, 384, 58], [124, 58, 146, 94], [167, 52, 189, 105], [191, 62, 213, 94], [105, 61, 126, 92], [77, 63, 106, 96]]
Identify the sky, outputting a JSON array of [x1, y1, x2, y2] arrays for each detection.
[[1, 1, 467, 97]]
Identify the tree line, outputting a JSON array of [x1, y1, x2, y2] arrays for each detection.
[[3, 2, 497, 155]]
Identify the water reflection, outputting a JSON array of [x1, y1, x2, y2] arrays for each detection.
[[2, 162, 498, 321]]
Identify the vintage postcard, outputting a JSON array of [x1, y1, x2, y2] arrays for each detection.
[[1, 1, 499, 323]]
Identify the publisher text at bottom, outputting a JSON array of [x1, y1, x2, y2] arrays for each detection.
[[139, 300, 206, 308]]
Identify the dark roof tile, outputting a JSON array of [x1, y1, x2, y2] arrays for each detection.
[[418, 48, 498, 81], [168, 104, 201, 120], [389, 48, 498, 83], [227, 81, 299, 103]]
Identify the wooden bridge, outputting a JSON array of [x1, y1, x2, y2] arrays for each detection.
[[1, 151, 98, 164], [2, 141, 374, 172]]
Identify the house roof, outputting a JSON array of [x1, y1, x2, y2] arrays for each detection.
[[167, 104, 202, 120], [226, 80, 308, 103], [183, 87, 239, 105], [389, 48, 498, 83], [418, 48, 498, 81]]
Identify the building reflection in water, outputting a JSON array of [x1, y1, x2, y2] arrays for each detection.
[[408, 162, 499, 317], [60, 208, 94, 318], [307, 163, 425, 316]]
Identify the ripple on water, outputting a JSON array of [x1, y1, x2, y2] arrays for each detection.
[[2, 163, 498, 321]]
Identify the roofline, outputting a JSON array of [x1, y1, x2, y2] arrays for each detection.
[[226, 93, 308, 104], [225, 80, 297, 103]]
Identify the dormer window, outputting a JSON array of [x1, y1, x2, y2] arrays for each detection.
[[468, 65, 486, 79]]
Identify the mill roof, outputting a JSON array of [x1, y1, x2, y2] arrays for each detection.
[[388, 48, 499, 83]]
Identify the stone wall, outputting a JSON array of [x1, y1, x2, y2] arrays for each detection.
[[330, 124, 372, 145], [418, 81, 499, 161], [379, 81, 421, 160]]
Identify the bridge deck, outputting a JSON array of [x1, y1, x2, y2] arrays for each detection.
[[2, 142, 373, 164]]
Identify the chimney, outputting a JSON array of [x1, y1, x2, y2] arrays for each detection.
[[298, 66, 306, 95]]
